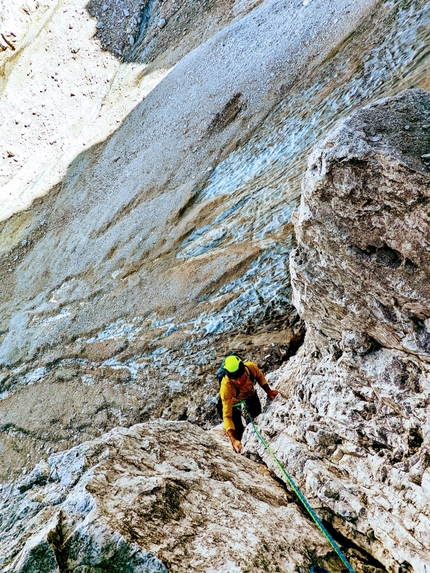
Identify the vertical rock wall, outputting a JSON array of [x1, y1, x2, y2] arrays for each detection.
[[0, 0, 386, 481], [291, 89, 430, 360]]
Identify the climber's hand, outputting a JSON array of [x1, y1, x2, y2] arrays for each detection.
[[231, 438, 242, 454], [266, 389, 279, 401]]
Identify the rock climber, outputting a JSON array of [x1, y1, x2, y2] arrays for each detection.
[[217, 354, 278, 453]]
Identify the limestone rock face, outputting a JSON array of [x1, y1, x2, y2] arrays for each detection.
[[245, 90, 430, 572], [1, 3, 430, 569], [1, 0, 395, 482], [0, 421, 335, 573], [290, 88, 430, 361]]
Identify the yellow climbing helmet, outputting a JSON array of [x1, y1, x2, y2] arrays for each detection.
[[224, 354, 245, 379]]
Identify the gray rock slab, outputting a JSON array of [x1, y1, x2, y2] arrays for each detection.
[[0, 421, 335, 572]]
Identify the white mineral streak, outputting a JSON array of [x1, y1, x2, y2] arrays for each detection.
[[0, 421, 334, 572], [245, 90, 430, 572]]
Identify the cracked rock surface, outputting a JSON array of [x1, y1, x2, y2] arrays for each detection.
[[0, 421, 337, 573]]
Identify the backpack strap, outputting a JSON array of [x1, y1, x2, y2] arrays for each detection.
[[244, 363, 256, 384]]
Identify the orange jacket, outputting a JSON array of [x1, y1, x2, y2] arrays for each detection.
[[219, 361, 267, 432]]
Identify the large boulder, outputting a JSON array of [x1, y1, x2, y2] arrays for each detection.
[[290, 88, 430, 360], [0, 421, 337, 573]]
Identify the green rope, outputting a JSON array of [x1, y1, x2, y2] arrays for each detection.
[[238, 401, 356, 573]]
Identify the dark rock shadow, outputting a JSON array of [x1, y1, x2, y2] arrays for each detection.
[[85, 0, 241, 64], [86, 0, 155, 61]]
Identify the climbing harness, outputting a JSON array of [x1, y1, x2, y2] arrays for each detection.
[[238, 401, 356, 573]]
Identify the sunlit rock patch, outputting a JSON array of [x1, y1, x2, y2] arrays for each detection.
[[0, 421, 339, 573]]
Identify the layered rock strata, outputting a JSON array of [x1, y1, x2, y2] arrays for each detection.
[[0, 421, 338, 573], [245, 89, 430, 572]]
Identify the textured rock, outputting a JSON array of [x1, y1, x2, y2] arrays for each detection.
[[0, 421, 337, 572], [1, 4, 430, 570], [245, 90, 430, 572], [290, 88, 430, 361]]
